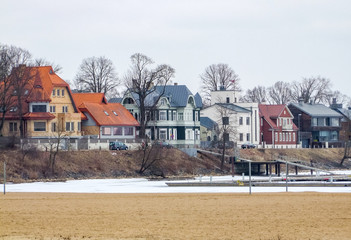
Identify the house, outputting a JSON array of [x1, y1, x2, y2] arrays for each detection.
[[330, 98, 351, 142], [259, 104, 298, 148], [72, 93, 139, 140], [288, 100, 343, 148], [200, 116, 218, 144], [117, 84, 202, 148], [1, 65, 81, 138], [201, 89, 260, 147]]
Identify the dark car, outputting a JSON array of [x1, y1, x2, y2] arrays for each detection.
[[241, 142, 256, 149], [109, 141, 128, 150], [154, 141, 173, 149]]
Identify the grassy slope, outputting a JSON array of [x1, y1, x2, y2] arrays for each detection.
[[1, 147, 350, 183]]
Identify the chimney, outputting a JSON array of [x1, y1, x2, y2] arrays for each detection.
[[298, 98, 304, 106], [332, 98, 337, 104], [174, 82, 178, 86]]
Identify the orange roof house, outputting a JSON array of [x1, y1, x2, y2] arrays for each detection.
[[1, 65, 81, 138], [72, 93, 139, 139], [259, 104, 298, 148]]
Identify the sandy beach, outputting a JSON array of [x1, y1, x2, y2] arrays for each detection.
[[1, 192, 350, 240]]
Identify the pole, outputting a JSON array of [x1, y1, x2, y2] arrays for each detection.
[[285, 160, 288, 192], [249, 161, 252, 195], [3, 161, 6, 195]]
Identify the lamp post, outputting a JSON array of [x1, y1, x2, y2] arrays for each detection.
[[298, 114, 302, 147]]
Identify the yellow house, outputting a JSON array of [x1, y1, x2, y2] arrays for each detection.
[[1, 66, 81, 138]]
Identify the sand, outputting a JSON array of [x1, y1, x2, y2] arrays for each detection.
[[0, 192, 350, 240]]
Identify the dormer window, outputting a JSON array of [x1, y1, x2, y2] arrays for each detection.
[[104, 111, 109, 116], [10, 106, 18, 112], [32, 105, 46, 112], [12, 90, 17, 95], [24, 89, 29, 95], [160, 98, 166, 105], [112, 111, 118, 116]]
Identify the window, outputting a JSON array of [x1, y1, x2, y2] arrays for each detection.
[[32, 105, 46, 112], [34, 122, 46, 131], [159, 129, 167, 140], [226, 97, 230, 103], [51, 122, 56, 132], [186, 129, 193, 140], [112, 111, 118, 116], [168, 111, 172, 121], [279, 132, 282, 141], [160, 99, 166, 105], [246, 133, 250, 141], [239, 117, 243, 125], [71, 122, 74, 131], [317, 118, 326, 126], [331, 118, 339, 126], [282, 132, 285, 141], [62, 106, 68, 113], [331, 131, 338, 141], [195, 111, 199, 122], [113, 127, 123, 135], [102, 127, 111, 135], [173, 111, 176, 121], [50, 106, 56, 113], [62, 89, 65, 96], [77, 122, 81, 132], [124, 127, 133, 136], [239, 133, 243, 141], [159, 111, 167, 120], [261, 118, 263, 126], [293, 133, 296, 142], [24, 89, 29, 95], [104, 111, 109, 116], [289, 132, 292, 142], [57, 89, 60, 96], [9, 122, 17, 132], [178, 112, 184, 121], [246, 117, 250, 125], [275, 132, 278, 142], [312, 118, 317, 126], [52, 89, 56, 96], [10, 106, 17, 112]]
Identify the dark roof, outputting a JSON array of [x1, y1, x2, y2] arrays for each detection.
[[200, 117, 217, 129], [194, 92, 203, 109], [127, 85, 200, 108], [109, 97, 123, 103], [216, 103, 251, 113], [289, 102, 342, 117]]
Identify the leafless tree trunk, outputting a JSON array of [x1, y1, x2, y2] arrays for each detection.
[[75, 56, 120, 98], [241, 86, 267, 103], [200, 63, 240, 103], [124, 53, 175, 139], [291, 76, 332, 104], [0, 44, 32, 135], [268, 81, 292, 104], [138, 139, 162, 174]]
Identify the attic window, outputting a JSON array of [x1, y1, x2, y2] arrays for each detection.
[[104, 111, 109, 116], [24, 89, 29, 95], [112, 111, 118, 116], [49, 69, 53, 74]]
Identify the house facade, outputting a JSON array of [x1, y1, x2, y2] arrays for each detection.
[[118, 84, 202, 148], [259, 104, 298, 148], [72, 93, 139, 140], [330, 99, 351, 142], [289, 100, 343, 148], [1, 66, 81, 138]]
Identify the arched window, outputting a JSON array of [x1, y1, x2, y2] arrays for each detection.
[[123, 98, 134, 104]]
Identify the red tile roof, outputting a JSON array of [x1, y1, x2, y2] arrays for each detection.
[[72, 93, 139, 127], [23, 112, 55, 120], [259, 104, 298, 130]]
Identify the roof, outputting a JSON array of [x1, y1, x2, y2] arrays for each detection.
[[80, 102, 139, 126], [108, 97, 123, 103], [200, 117, 217, 129], [22, 112, 55, 120], [194, 93, 203, 109], [259, 104, 298, 131], [72, 93, 107, 107], [289, 102, 343, 117], [127, 84, 200, 108], [215, 103, 251, 113], [335, 108, 351, 121]]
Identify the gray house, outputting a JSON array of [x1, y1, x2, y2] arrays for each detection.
[[113, 84, 202, 148], [289, 100, 343, 148]]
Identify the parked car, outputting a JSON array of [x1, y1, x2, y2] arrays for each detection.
[[109, 141, 128, 150], [241, 142, 256, 149], [154, 141, 173, 149]]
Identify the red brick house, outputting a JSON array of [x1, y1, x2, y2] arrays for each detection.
[[259, 104, 299, 148]]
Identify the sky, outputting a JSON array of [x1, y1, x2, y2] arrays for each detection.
[[2, 0, 351, 98]]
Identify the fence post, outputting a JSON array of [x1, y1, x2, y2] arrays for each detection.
[[3, 161, 6, 195]]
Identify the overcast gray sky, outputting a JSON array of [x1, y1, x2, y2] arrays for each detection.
[[2, 0, 351, 98]]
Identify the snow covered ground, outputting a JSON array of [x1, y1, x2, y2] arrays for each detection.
[[3, 171, 351, 194]]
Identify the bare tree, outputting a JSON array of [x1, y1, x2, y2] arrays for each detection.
[[291, 76, 332, 104], [200, 63, 240, 102], [268, 81, 293, 104], [241, 86, 268, 103], [326, 90, 351, 107], [74, 56, 120, 97], [34, 58, 62, 73], [213, 104, 238, 171], [0, 44, 32, 135], [124, 53, 175, 139]]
